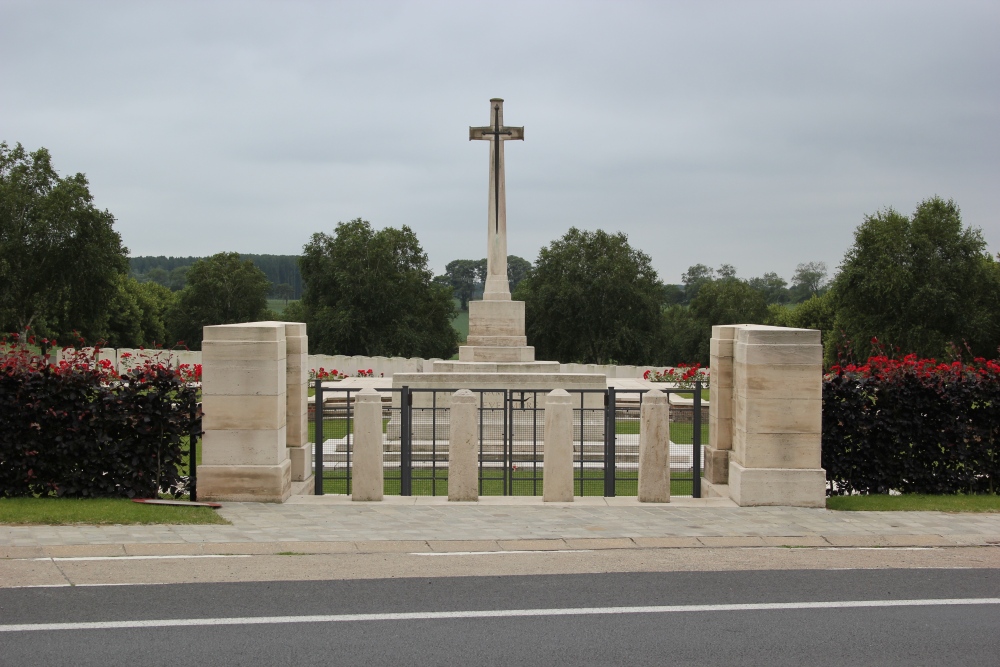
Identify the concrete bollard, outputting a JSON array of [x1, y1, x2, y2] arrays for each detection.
[[448, 390, 479, 501], [543, 389, 574, 502], [351, 388, 384, 501], [638, 390, 671, 502]]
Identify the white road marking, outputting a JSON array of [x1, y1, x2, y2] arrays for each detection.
[[30, 555, 253, 562], [2, 598, 999, 633], [818, 547, 936, 551], [411, 550, 592, 556]]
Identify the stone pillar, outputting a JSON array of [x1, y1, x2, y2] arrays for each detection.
[[543, 389, 574, 502], [199, 322, 291, 502], [448, 389, 478, 502], [352, 388, 384, 501], [284, 322, 311, 483], [729, 325, 825, 507], [638, 390, 670, 503], [704, 325, 738, 490]]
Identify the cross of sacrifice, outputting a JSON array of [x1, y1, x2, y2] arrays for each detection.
[[470, 98, 523, 300]]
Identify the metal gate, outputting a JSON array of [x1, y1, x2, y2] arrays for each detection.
[[312, 382, 703, 498]]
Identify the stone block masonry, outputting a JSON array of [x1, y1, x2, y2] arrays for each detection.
[[198, 322, 293, 502], [284, 323, 311, 482], [351, 388, 384, 501], [638, 390, 670, 503], [543, 389, 574, 502], [448, 390, 479, 502], [705, 324, 826, 507]]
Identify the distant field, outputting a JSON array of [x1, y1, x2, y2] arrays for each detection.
[[452, 308, 469, 342], [268, 298, 297, 315]]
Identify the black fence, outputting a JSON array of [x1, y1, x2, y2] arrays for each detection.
[[312, 382, 705, 498]]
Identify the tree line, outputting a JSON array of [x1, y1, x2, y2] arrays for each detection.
[[131, 254, 304, 299], [4, 141, 998, 367]]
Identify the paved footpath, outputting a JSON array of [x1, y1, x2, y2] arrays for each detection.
[[3, 495, 1000, 558]]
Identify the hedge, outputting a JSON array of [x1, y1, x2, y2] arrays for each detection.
[[0, 342, 200, 498], [823, 354, 1000, 495]]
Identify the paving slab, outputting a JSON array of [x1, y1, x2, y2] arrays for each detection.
[[3, 501, 1000, 559]]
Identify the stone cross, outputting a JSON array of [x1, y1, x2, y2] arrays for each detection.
[[470, 98, 523, 301]]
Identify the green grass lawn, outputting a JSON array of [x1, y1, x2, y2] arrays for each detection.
[[827, 494, 1000, 512], [267, 298, 297, 315], [674, 389, 711, 401], [614, 419, 708, 443], [0, 497, 230, 525]]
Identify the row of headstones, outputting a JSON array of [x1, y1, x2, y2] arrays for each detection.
[[53, 347, 690, 381], [351, 387, 674, 502]]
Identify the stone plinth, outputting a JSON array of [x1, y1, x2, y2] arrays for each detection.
[[432, 360, 560, 374], [461, 299, 536, 363], [352, 388, 384, 501], [199, 322, 291, 503], [284, 322, 312, 483], [638, 390, 670, 503], [448, 390, 479, 502], [391, 372, 607, 409], [726, 325, 825, 507], [543, 389, 574, 502]]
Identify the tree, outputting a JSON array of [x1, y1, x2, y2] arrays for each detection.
[[0, 142, 128, 342], [717, 263, 737, 280], [299, 218, 458, 358], [830, 197, 1000, 360], [444, 259, 479, 310], [747, 272, 789, 304], [105, 277, 178, 348], [685, 278, 769, 362], [789, 261, 828, 302], [506, 255, 532, 292], [168, 252, 271, 349], [514, 228, 664, 364], [272, 282, 295, 306], [680, 264, 715, 303]]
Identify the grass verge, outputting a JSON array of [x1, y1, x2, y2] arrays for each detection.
[[826, 494, 1000, 512], [0, 497, 230, 525]]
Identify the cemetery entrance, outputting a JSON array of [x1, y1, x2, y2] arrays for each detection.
[[311, 383, 704, 498]]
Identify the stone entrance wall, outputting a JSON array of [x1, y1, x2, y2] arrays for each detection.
[[703, 324, 825, 507], [198, 321, 312, 502]]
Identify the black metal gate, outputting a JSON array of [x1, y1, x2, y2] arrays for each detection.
[[312, 381, 703, 498]]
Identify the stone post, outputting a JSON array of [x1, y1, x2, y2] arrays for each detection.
[[638, 390, 670, 502], [543, 389, 574, 502], [729, 325, 825, 507], [448, 389, 478, 502], [352, 388, 384, 501], [284, 322, 311, 483], [704, 325, 738, 492], [199, 322, 291, 502]]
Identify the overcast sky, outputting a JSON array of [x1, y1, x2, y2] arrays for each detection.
[[3, 0, 998, 283]]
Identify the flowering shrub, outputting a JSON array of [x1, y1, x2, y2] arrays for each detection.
[[0, 337, 199, 498], [309, 367, 347, 382], [824, 352, 1000, 495], [643, 363, 709, 389]]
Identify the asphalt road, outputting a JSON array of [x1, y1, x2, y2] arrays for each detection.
[[2, 568, 998, 666]]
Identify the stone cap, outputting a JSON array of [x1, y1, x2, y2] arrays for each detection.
[[204, 321, 287, 342]]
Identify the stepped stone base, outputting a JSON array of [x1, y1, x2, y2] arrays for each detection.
[[458, 345, 536, 362], [433, 360, 560, 374]]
